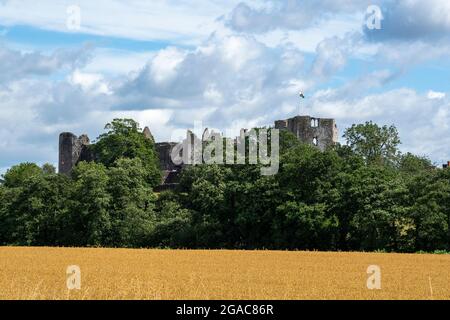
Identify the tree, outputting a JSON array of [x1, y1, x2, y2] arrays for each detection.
[[232, 173, 280, 249], [1, 118, 449, 253], [150, 195, 193, 248], [178, 165, 231, 247], [343, 121, 401, 166], [70, 161, 111, 246], [275, 144, 342, 250], [107, 158, 156, 247], [398, 153, 433, 175], [409, 169, 450, 251], [346, 166, 410, 251], [92, 118, 161, 187], [42, 163, 56, 175], [274, 201, 336, 250], [0, 184, 19, 244], [0, 173, 72, 246], [2, 162, 42, 188]]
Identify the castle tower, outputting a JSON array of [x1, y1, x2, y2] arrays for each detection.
[[58, 132, 92, 175], [143, 126, 155, 143], [275, 116, 338, 151]]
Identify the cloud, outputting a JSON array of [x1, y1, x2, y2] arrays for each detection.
[[225, 1, 450, 44], [0, 42, 103, 170], [111, 34, 310, 131], [311, 36, 353, 79], [0, 44, 92, 85], [69, 69, 112, 95], [0, 43, 102, 169], [309, 86, 450, 163], [428, 91, 446, 100], [0, 0, 241, 45], [223, 1, 450, 69], [1, 1, 450, 169], [225, 0, 371, 33], [364, 0, 450, 42]]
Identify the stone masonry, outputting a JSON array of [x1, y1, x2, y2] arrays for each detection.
[[58, 132, 93, 175], [59, 116, 338, 187], [274, 115, 338, 151]]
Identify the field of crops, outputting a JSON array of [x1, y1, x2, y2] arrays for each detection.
[[0, 247, 449, 300]]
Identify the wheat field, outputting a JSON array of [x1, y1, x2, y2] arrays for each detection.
[[0, 247, 449, 300]]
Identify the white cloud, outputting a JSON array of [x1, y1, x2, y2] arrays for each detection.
[[310, 86, 450, 163], [0, 0, 242, 45], [0, 44, 91, 85], [428, 90, 446, 100], [82, 48, 155, 76], [112, 34, 308, 130], [225, 0, 371, 33], [365, 0, 450, 41], [69, 69, 112, 95], [1, 0, 450, 170], [311, 36, 350, 79], [149, 47, 186, 85]]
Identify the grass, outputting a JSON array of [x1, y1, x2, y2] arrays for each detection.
[[0, 246, 449, 300]]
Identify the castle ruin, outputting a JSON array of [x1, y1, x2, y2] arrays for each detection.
[[59, 115, 338, 188], [58, 132, 94, 174], [274, 115, 338, 152]]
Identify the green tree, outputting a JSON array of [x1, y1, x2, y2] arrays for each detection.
[[70, 161, 111, 246], [274, 201, 336, 250], [0, 184, 19, 244], [352, 168, 410, 251], [232, 172, 280, 249], [107, 158, 156, 247], [42, 163, 56, 175], [398, 153, 433, 175], [150, 195, 193, 248], [1, 173, 72, 246], [92, 118, 161, 187], [343, 121, 401, 166], [178, 165, 232, 247], [409, 169, 450, 251], [275, 144, 342, 249], [2, 162, 42, 188]]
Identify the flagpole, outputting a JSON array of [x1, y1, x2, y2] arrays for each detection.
[[299, 91, 305, 116]]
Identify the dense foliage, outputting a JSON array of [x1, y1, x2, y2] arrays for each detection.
[[1, 119, 448, 252]]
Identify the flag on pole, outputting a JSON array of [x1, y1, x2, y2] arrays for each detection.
[[298, 91, 305, 116]]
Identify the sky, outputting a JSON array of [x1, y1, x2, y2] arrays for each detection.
[[1, 0, 450, 173]]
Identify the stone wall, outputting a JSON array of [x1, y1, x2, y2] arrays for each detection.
[[58, 129, 184, 189], [58, 133, 93, 175], [274, 115, 338, 151], [59, 116, 338, 186], [155, 142, 180, 171]]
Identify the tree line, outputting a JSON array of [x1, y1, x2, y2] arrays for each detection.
[[1, 118, 449, 253]]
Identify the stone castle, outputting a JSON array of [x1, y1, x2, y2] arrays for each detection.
[[59, 115, 338, 188], [274, 116, 338, 152]]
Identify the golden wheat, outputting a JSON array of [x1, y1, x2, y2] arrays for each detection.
[[0, 247, 449, 300]]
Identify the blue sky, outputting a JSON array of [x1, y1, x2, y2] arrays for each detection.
[[2, 25, 173, 51], [1, 0, 450, 174]]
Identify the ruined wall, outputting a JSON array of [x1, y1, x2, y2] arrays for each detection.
[[58, 133, 93, 175], [275, 116, 338, 151], [155, 142, 180, 171], [59, 128, 184, 189], [59, 117, 338, 186]]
